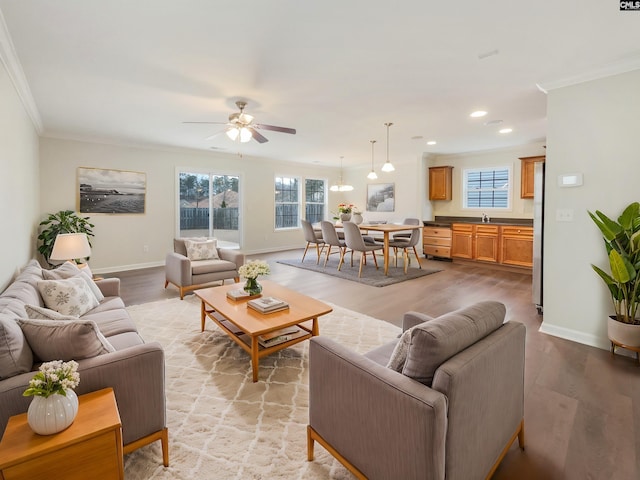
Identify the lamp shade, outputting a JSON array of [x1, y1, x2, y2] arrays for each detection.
[[50, 233, 91, 262]]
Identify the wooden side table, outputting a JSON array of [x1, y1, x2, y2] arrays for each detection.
[[0, 388, 124, 480]]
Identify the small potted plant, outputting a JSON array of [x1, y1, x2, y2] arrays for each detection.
[[23, 360, 80, 435], [589, 202, 640, 348], [336, 203, 354, 222], [238, 260, 271, 295]]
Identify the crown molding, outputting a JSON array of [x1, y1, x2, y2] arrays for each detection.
[[536, 56, 640, 93], [0, 8, 43, 133]]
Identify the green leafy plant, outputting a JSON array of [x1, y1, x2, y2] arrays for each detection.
[[37, 210, 95, 267], [589, 202, 640, 324], [23, 360, 80, 398]]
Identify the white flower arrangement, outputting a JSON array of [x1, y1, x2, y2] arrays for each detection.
[[238, 260, 271, 279], [23, 360, 80, 398]]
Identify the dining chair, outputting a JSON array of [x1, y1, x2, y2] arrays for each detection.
[[320, 221, 349, 268], [392, 218, 421, 240], [301, 219, 325, 264], [341, 221, 383, 277], [388, 227, 422, 273]]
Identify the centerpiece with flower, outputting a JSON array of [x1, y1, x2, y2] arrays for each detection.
[[23, 360, 80, 435], [238, 259, 271, 295], [334, 203, 356, 222]]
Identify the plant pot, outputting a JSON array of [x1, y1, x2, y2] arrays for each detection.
[[27, 390, 78, 435], [340, 213, 351, 222], [608, 316, 640, 347]]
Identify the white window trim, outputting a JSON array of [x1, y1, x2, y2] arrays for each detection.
[[274, 175, 301, 230], [461, 165, 512, 211], [303, 177, 328, 223]]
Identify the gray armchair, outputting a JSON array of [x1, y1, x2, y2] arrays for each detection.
[[165, 238, 245, 299], [307, 301, 525, 480]]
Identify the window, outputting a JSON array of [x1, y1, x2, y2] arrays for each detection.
[[275, 176, 300, 229], [305, 179, 326, 224], [463, 167, 511, 209]]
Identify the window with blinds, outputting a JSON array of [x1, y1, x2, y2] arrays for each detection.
[[275, 176, 300, 229], [463, 167, 511, 209]]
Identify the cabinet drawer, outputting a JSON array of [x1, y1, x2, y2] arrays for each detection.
[[475, 225, 499, 235], [424, 246, 451, 258], [451, 223, 473, 233], [423, 227, 452, 238], [424, 236, 451, 247], [501, 226, 533, 236]]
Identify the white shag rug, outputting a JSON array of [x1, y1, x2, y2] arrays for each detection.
[[123, 295, 400, 480]]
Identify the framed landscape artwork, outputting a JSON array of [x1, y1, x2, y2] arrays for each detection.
[[77, 167, 146, 214], [366, 183, 395, 212]]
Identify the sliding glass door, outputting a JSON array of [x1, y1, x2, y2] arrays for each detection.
[[178, 171, 241, 248]]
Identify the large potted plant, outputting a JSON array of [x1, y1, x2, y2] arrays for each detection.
[[589, 202, 640, 348], [37, 210, 95, 267]]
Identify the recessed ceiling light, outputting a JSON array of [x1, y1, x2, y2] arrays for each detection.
[[484, 119, 503, 126], [470, 111, 488, 118], [427, 141, 437, 145], [499, 128, 513, 134]]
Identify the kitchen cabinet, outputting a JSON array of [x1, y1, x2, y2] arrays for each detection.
[[428, 166, 453, 201], [451, 224, 474, 259], [500, 226, 534, 267], [474, 225, 500, 263], [520, 156, 545, 199], [423, 226, 452, 259]]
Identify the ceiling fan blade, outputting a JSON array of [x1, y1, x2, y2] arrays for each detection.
[[205, 129, 227, 140], [248, 127, 269, 143], [254, 124, 296, 135]]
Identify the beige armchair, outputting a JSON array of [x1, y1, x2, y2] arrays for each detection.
[[307, 301, 525, 480], [164, 238, 245, 299]]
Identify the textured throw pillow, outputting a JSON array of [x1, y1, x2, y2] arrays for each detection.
[[0, 315, 33, 379], [401, 301, 506, 386], [37, 278, 100, 316], [386, 328, 412, 372], [42, 262, 104, 302], [24, 304, 79, 321], [184, 239, 219, 261], [17, 318, 115, 362]]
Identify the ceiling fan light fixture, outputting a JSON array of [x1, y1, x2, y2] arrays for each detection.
[[239, 127, 252, 142], [226, 127, 239, 141], [382, 122, 395, 173]]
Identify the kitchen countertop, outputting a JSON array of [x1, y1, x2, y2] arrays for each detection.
[[423, 216, 533, 227]]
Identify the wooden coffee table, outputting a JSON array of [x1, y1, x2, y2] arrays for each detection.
[[195, 280, 332, 382]]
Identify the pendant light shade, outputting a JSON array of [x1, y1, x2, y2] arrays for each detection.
[[367, 140, 378, 180], [330, 156, 354, 192], [381, 122, 395, 172], [226, 126, 252, 143]]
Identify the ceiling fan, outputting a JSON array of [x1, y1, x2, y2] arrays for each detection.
[[184, 101, 296, 144]]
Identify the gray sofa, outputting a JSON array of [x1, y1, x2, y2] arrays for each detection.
[[165, 238, 245, 299], [307, 301, 526, 480], [0, 259, 168, 466]]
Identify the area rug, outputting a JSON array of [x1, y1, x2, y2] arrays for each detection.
[[277, 256, 441, 287], [123, 295, 401, 479]]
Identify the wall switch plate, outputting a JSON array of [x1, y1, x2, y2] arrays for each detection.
[[556, 209, 574, 222]]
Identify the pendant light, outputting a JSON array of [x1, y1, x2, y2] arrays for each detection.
[[381, 122, 395, 172], [330, 156, 354, 192], [367, 140, 378, 180]]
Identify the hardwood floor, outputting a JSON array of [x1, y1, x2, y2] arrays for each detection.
[[109, 250, 640, 480]]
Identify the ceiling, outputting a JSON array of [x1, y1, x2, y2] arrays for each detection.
[[1, 1, 639, 167]]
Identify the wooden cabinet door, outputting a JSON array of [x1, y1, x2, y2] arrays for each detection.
[[520, 156, 545, 199], [451, 224, 473, 258], [501, 226, 534, 267], [474, 225, 499, 263], [429, 166, 453, 201]]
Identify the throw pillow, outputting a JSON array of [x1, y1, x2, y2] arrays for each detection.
[[184, 239, 219, 261], [24, 304, 78, 321], [37, 278, 100, 316], [42, 262, 104, 302], [0, 314, 33, 379], [401, 301, 506, 386], [17, 318, 115, 362], [386, 328, 412, 372]]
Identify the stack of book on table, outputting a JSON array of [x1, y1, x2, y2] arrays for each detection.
[[257, 326, 300, 348], [226, 289, 259, 300], [247, 296, 289, 314]]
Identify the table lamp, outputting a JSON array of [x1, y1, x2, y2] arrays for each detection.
[[49, 233, 92, 265]]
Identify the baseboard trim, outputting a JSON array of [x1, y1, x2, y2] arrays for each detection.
[[93, 260, 165, 274], [538, 322, 610, 351]]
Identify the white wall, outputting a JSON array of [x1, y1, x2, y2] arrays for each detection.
[[39, 137, 344, 272], [0, 61, 39, 290], [428, 142, 547, 220], [541, 69, 640, 349]]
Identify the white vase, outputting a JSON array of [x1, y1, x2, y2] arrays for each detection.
[[27, 390, 79, 435], [352, 213, 363, 225], [340, 213, 351, 222]]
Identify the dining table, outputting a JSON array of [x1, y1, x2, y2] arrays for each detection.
[[357, 223, 422, 275]]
